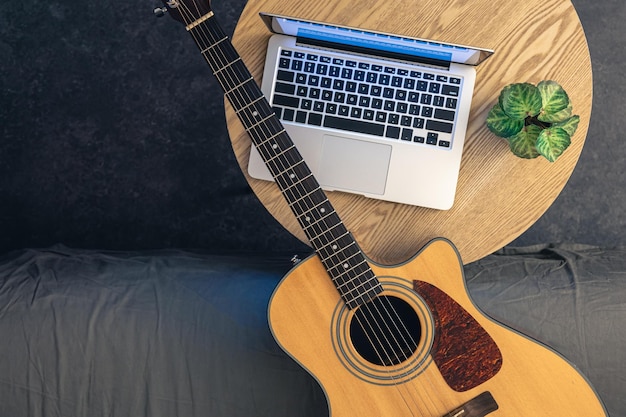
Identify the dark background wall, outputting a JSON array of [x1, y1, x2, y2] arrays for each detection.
[[1, 0, 624, 256]]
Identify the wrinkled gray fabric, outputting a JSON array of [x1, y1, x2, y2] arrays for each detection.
[[465, 244, 626, 417], [0, 244, 624, 416]]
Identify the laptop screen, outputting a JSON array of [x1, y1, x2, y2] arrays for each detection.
[[260, 13, 493, 66]]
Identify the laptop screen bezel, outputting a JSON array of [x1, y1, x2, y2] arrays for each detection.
[[260, 12, 494, 67]]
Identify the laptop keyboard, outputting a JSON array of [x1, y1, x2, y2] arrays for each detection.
[[270, 48, 462, 149]]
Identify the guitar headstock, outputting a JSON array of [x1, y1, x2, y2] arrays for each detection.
[[157, 0, 213, 26]]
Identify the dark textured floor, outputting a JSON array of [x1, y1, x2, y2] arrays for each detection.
[[1, 0, 625, 255]]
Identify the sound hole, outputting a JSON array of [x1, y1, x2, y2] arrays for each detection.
[[349, 295, 422, 366]]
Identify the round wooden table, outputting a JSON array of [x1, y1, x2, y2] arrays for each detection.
[[226, 0, 592, 265]]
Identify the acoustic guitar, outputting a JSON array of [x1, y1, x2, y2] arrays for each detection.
[[158, 1, 607, 415]]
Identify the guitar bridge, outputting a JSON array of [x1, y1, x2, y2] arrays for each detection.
[[442, 392, 498, 417]]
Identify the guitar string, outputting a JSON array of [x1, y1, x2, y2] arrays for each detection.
[[176, 6, 439, 415], [174, 3, 445, 415]]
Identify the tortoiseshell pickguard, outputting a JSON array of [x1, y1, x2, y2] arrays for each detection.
[[413, 280, 503, 392]]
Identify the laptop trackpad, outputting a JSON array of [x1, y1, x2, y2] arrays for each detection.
[[316, 135, 391, 195]]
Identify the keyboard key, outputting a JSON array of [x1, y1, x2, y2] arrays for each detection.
[[338, 105, 349, 116], [439, 140, 451, 148], [417, 81, 428, 91], [446, 97, 458, 109], [273, 94, 299, 108], [422, 106, 433, 117], [414, 136, 425, 143], [424, 73, 435, 80], [442, 84, 460, 96], [434, 108, 456, 121], [313, 101, 324, 112], [386, 125, 400, 139], [308, 113, 322, 125], [427, 132, 439, 145], [296, 86, 308, 97], [426, 119, 454, 133], [306, 54, 318, 61], [363, 109, 375, 120], [275, 82, 295, 95], [450, 77, 461, 84], [401, 115, 412, 126], [283, 108, 295, 121], [296, 111, 307, 123], [279, 58, 291, 68], [375, 111, 387, 122], [277, 70, 295, 82], [413, 117, 425, 128], [433, 95, 445, 107], [401, 128, 413, 141], [429, 83, 441, 94], [326, 103, 337, 114], [324, 115, 385, 136]]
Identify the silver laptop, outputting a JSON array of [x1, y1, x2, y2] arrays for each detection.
[[248, 13, 493, 210]]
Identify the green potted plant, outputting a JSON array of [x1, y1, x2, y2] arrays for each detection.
[[486, 81, 580, 162]]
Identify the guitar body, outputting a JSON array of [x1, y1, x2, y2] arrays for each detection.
[[269, 239, 606, 416]]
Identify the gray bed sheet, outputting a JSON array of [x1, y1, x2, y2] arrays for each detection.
[[0, 244, 624, 416]]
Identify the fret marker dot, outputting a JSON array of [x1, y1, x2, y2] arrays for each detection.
[[289, 173, 295, 179], [332, 244, 338, 250], [320, 208, 326, 213], [272, 143, 278, 149], [343, 263, 349, 269], [252, 111, 259, 117], [305, 216, 311, 222]]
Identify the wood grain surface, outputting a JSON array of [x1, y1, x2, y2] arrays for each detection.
[[225, 0, 592, 265]]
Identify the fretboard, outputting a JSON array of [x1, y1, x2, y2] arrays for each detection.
[[185, 11, 382, 309]]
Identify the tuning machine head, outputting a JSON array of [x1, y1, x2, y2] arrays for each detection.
[[153, 7, 168, 17]]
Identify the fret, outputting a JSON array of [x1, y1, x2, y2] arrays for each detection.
[[199, 36, 228, 54], [184, 11, 383, 309], [235, 96, 265, 116], [223, 76, 254, 96], [214, 57, 243, 75]]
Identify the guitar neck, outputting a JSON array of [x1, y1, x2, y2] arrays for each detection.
[[184, 10, 381, 309]]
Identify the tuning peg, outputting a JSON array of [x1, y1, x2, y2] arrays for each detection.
[[153, 7, 168, 17]]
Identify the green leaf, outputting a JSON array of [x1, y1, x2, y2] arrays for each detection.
[[536, 127, 571, 162], [538, 103, 573, 123], [552, 115, 580, 136], [538, 80, 570, 116], [499, 83, 542, 120], [486, 103, 525, 138], [507, 124, 542, 159]]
